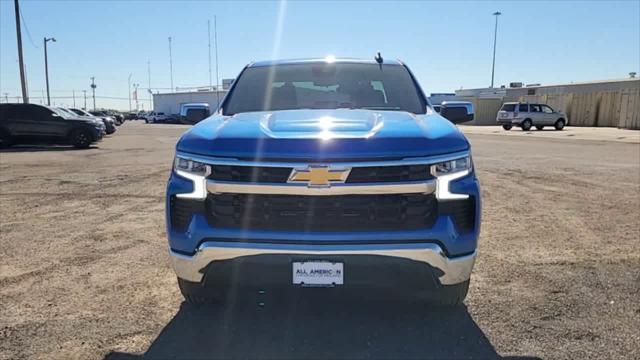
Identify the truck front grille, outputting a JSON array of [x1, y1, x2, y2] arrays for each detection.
[[208, 165, 432, 183], [205, 193, 438, 232]]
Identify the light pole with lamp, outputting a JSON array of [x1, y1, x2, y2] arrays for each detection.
[[128, 73, 132, 112], [44, 37, 56, 105], [133, 83, 139, 111], [490, 11, 501, 88]]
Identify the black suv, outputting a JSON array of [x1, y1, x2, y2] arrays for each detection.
[[0, 103, 104, 148]]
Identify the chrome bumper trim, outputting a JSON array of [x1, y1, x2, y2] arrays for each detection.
[[206, 180, 436, 196], [169, 243, 476, 285], [175, 150, 470, 168]]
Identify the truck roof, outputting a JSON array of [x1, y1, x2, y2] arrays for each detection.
[[248, 57, 403, 67]]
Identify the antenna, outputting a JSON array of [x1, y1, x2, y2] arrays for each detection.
[[374, 52, 383, 64]]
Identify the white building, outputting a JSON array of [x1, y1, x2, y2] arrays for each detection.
[[152, 90, 228, 115]]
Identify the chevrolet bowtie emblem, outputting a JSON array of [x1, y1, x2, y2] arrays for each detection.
[[288, 166, 351, 187]]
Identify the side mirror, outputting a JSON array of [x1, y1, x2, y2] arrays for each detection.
[[440, 101, 474, 124]]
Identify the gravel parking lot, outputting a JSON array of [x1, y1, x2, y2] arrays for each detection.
[[1, 122, 639, 360]]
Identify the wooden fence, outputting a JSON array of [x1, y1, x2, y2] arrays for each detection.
[[459, 85, 640, 129]]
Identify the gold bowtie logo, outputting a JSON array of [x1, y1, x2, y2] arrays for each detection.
[[288, 166, 351, 187]]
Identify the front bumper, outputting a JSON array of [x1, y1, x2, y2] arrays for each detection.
[[166, 151, 481, 286], [170, 242, 476, 285]]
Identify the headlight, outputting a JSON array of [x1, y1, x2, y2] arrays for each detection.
[[174, 157, 208, 176], [431, 156, 472, 177]]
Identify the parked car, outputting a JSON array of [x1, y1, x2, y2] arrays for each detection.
[[69, 108, 116, 135], [166, 57, 480, 306], [497, 102, 568, 131], [108, 111, 124, 125], [145, 111, 171, 123], [125, 112, 138, 120], [180, 103, 211, 124], [0, 103, 104, 148], [90, 111, 121, 126]]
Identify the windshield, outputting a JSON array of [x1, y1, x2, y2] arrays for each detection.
[[51, 107, 75, 118], [223, 63, 426, 115]]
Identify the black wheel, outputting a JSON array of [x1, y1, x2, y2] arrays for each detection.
[[535, 125, 544, 131], [177, 277, 215, 305], [0, 129, 13, 148], [554, 119, 565, 130], [145, 119, 149, 123], [69, 129, 92, 148], [521, 119, 532, 131], [502, 124, 512, 130], [427, 280, 470, 306]]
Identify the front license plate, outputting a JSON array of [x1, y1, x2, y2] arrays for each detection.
[[293, 261, 344, 286]]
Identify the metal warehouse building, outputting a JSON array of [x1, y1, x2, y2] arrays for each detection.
[[152, 90, 228, 115], [455, 77, 640, 129]]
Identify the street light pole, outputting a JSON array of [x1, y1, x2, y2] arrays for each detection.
[[133, 83, 139, 110], [44, 37, 56, 105], [214, 15, 220, 109], [83, 90, 87, 109], [128, 73, 132, 112], [90, 77, 97, 110], [490, 11, 501, 88], [168, 36, 174, 92], [148, 60, 153, 110]]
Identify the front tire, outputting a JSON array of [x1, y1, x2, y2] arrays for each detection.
[[70, 129, 92, 148], [521, 119, 532, 131], [428, 280, 470, 306], [177, 277, 215, 305], [502, 124, 512, 130], [555, 119, 565, 130]]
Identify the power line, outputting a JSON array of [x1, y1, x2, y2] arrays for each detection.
[[19, 7, 38, 49]]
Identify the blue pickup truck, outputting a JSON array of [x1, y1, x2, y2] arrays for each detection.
[[166, 57, 480, 306]]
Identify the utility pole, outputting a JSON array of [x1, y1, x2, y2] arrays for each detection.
[[207, 20, 212, 89], [168, 36, 174, 92], [3, 93, 8, 103], [14, 0, 29, 103], [83, 90, 87, 109], [128, 73, 132, 112], [90, 77, 97, 110], [44, 37, 56, 105], [490, 11, 501, 88], [72, 90, 76, 107], [214, 15, 220, 110]]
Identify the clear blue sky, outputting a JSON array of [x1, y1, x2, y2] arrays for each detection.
[[1, 0, 639, 110]]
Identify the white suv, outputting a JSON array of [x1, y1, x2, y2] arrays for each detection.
[[145, 112, 171, 123], [497, 102, 568, 131]]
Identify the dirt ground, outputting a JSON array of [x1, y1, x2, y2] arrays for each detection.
[[1, 121, 639, 360]]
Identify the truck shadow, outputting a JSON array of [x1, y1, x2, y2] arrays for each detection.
[[104, 282, 539, 359]]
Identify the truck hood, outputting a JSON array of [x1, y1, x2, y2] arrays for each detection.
[[177, 109, 469, 160]]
